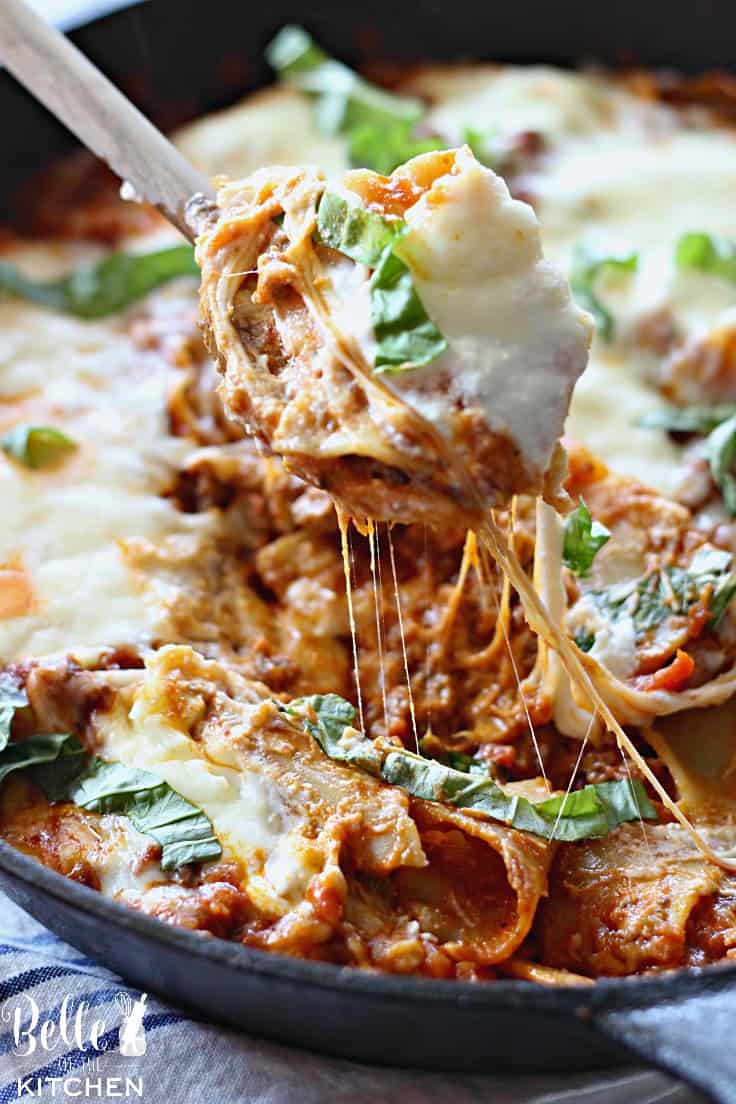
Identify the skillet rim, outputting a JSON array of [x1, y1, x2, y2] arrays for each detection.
[[3, 0, 736, 1025], [3, 837, 736, 1010], [49, 0, 135, 31]]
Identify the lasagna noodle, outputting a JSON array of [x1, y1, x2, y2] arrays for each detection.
[[538, 821, 723, 976], [195, 148, 591, 527], [532, 461, 736, 735], [13, 645, 553, 968], [3, 60, 736, 976], [196, 149, 722, 867], [539, 702, 736, 977]]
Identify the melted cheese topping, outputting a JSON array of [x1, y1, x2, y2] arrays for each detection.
[[0, 250, 213, 662], [385, 148, 592, 476], [94, 668, 307, 915], [175, 70, 736, 495], [176, 86, 347, 180], [3, 61, 736, 948], [96, 817, 163, 897], [422, 72, 736, 493]]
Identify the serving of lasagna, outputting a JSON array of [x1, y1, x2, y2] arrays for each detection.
[[2, 27, 736, 983]]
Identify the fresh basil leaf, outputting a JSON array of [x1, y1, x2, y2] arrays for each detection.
[[563, 500, 611, 577], [2, 425, 77, 469], [266, 23, 328, 76], [315, 192, 401, 265], [710, 574, 736, 628], [288, 692, 356, 748], [462, 127, 509, 173], [284, 693, 655, 841], [569, 244, 638, 342], [591, 546, 736, 637], [28, 734, 88, 800], [707, 412, 736, 517], [371, 246, 448, 371], [0, 732, 221, 869], [0, 676, 28, 754], [315, 192, 447, 371], [442, 750, 490, 777], [574, 628, 596, 653], [267, 26, 422, 138], [463, 126, 492, 165], [348, 121, 444, 175], [281, 694, 384, 775], [382, 749, 655, 841], [676, 232, 736, 285], [636, 404, 736, 435], [58, 757, 222, 871], [688, 548, 736, 630], [417, 737, 490, 777], [0, 732, 73, 785], [0, 246, 198, 319]]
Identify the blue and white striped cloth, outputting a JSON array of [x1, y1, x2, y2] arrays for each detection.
[[0, 893, 701, 1103]]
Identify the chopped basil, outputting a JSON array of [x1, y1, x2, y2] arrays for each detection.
[[695, 548, 736, 628], [676, 232, 736, 285], [710, 577, 736, 628], [0, 676, 29, 753], [371, 248, 448, 370], [2, 425, 77, 469], [315, 191, 447, 371], [574, 628, 596, 653], [316, 192, 400, 265], [462, 127, 516, 175], [590, 545, 736, 636], [647, 407, 736, 518], [0, 246, 198, 319], [348, 122, 444, 177], [267, 25, 422, 130], [563, 500, 610, 577], [637, 404, 736, 435], [707, 413, 736, 516], [0, 732, 73, 785], [267, 27, 447, 175], [279, 694, 383, 775], [418, 737, 491, 777], [283, 695, 655, 841], [569, 244, 638, 342], [383, 751, 655, 841], [0, 732, 221, 869]]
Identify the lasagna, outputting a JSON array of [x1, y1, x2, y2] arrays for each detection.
[[2, 28, 736, 982]]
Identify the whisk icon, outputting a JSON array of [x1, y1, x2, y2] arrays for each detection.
[[115, 992, 148, 1058]]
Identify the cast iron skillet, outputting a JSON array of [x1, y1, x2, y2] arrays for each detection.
[[1, 0, 736, 1098]]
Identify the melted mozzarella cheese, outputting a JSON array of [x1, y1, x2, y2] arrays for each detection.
[[528, 105, 736, 492], [176, 86, 347, 180], [386, 148, 592, 474], [94, 663, 313, 915], [566, 593, 638, 680], [565, 348, 686, 497], [0, 256, 213, 662], [178, 69, 736, 496], [96, 817, 164, 897], [417, 66, 625, 143]]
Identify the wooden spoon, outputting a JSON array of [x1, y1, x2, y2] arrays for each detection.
[[0, 0, 216, 240]]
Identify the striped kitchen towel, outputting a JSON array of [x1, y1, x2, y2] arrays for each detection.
[[0, 892, 701, 1104]]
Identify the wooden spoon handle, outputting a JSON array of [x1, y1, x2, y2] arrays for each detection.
[[0, 0, 215, 239]]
